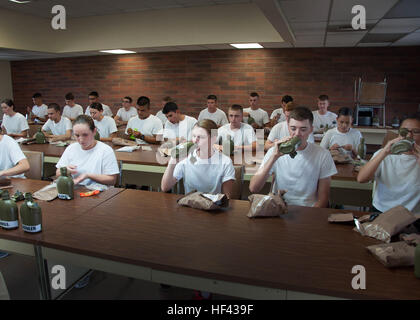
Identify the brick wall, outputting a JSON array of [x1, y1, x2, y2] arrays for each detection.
[[10, 46, 420, 125]]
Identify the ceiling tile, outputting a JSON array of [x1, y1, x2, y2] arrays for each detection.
[[260, 42, 292, 48], [325, 31, 367, 46], [361, 33, 408, 43], [290, 21, 327, 35], [357, 42, 392, 47], [392, 32, 420, 45], [370, 18, 420, 33], [277, 0, 330, 22], [331, 0, 398, 21], [384, 0, 420, 19]]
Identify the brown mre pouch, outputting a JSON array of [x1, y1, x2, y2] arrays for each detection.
[[177, 192, 229, 211], [366, 241, 415, 267], [360, 205, 417, 243], [247, 191, 287, 218], [112, 138, 137, 146], [399, 233, 420, 245], [328, 213, 354, 223], [33, 183, 58, 201]]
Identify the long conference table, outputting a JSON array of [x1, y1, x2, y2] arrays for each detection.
[[1, 179, 419, 300]]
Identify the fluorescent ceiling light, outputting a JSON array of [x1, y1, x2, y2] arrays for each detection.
[[230, 43, 263, 49], [9, 0, 32, 3], [99, 49, 136, 54]]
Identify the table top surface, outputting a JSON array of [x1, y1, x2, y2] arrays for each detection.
[[36, 189, 420, 300], [0, 178, 124, 244]]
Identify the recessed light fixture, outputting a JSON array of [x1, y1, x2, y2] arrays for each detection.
[[9, 0, 32, 3], [99, 49, 136, 54], [230, 43, 263, 49]]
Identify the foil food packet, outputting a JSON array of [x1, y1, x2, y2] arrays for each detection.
[[247, 191, 287, 218]]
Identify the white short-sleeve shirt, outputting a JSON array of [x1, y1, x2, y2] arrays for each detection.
[[267, 121, 315, 143], [2, 113, 29, 134], [63, 104, 83, 120], [217, 123, 256, 146], [173, 148, 236, 194], [163, 115, 197, 141], [56, 141, 119, 187], [125, 114, 163, 144], [94, 116, 117, 138], [261, 143, 337, 207], [198, 108, 228, 127], [270, 108, 286, 123], [85, 104, 113, 117], [31, 104, 48, 118], [243, 108, 270, 127], [312, 110, 337, 132], [42, 117, 72, 136], [372, 150, 420, 215], [116, 107, 137, 122], [320, 127, 363, 156], [0, 134, 27, 178]]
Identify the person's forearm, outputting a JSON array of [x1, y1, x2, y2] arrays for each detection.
[[264, 140, 274, 151], [0, 160, 29, 177], [144, 135, 161, 144], [85, 173, 117, 185], [357, 149, 387, 183], [249, 155, 277, 193], [161, 163, 177, 192]]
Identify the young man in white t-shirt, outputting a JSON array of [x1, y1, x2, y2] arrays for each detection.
[[85, 91, 113, 117], [270, 95, 293, 127], [156, 96, 174, 126], [125, 96, 163, 144], [0, 133, 30, 258], [1, 99, 29, 138], [320, 107, 363, 157], [162, 102, 197, 143], [312, 94, 337, 133], [250, 107, 337, 207], [197, 95, 228, 128], [27, 92, 48, 122], [215, 104, 256, 152], [265, 102, 315, 151], [42, 103, 72, 142], [358, 114, 420, 215], [114, 96, 137, 126], [62, 92, 83, 121], [89, 102, 118, 142], [243, 92, 270, 130]]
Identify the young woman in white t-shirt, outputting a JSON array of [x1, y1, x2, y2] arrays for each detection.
[[55, 115, 119, 186], [320, 107, 362, 157], [161, 119, 235, 198], [357, 114, 420, 214], [0, 133, 29, 178], [1, 99, 29, 138]]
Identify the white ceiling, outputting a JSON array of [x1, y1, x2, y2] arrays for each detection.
[[0, 0, 419, 60]]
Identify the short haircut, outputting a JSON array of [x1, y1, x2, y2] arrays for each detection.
[[137, 96, 150, 108], [284, 101, 297, 112], [337, 107, 353, 118], [65, 92, 74, 100], [88, 91, 99, 98], [124, 96, 132, 103], [162, 102, 178, 114], [207, 94, 217, 101], [281, 95, 293, 104], [289, 106, 314, 125], [74, 115, 95, 132], [229, 104, 243, 113], [1, 99, 14, 110], [90, 102, 103, 111], [194, 119, 218, 137], [318, 94, 329, 101], [402, 112, 420, 125], [47, 103, 61, 113], [250, 92, 259, 98], [33, 93, 42, 99], [162, 96, 173, 103]]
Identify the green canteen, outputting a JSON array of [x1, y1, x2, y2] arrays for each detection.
[[20, 193, 42, 233], [0, 190, 19, 230], [56, 167, 74, 200], [390, 139, 414, 155], [35, 128, 47, 144], [222, 134, 235, 156], [171, 141, 195, 159], [278, 136, 301, 159]]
